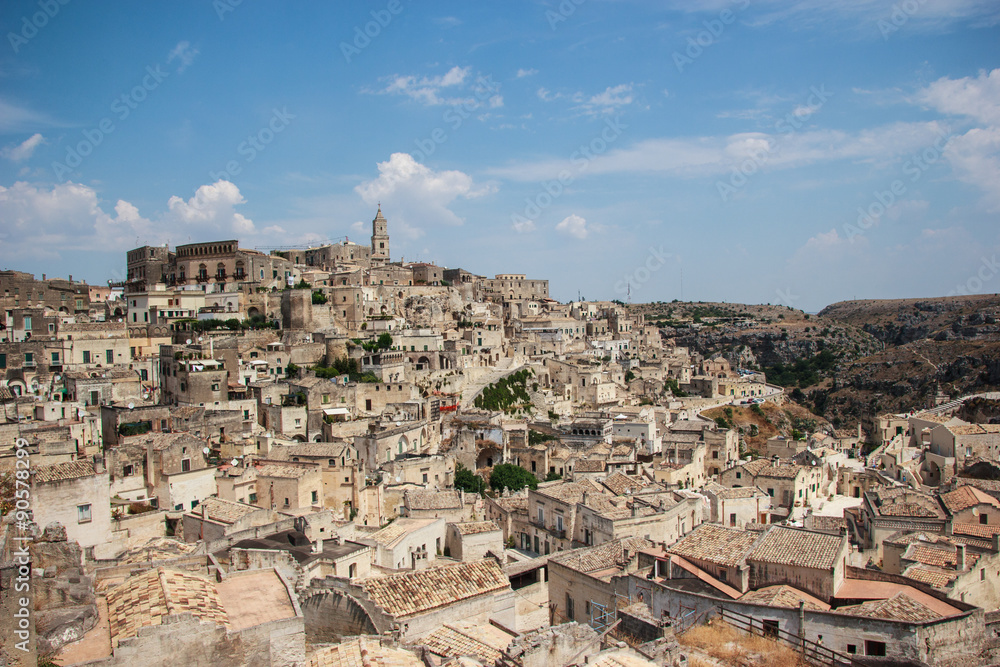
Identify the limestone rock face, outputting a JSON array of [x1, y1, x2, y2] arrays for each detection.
[[41, 522, 68, 543], [30, 537, 98, 653]]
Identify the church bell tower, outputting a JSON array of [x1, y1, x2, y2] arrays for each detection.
[[371, 205, 389, 265]]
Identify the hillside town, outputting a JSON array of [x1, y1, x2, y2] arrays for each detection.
[[3, 208, 1000, 667]]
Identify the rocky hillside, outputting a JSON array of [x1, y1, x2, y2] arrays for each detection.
[[817, 296, 1000, 429], [634, 296, 1000, 433], [702, 402, 830, 453]]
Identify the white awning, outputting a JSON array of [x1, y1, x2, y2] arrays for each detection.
[[323, 408, 349, 416]]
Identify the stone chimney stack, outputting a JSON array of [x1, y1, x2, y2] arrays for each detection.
[[957, 544, 966, 571], [312, 538, 324, 554]]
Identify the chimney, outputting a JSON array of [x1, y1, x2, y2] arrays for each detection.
[[42, 274, 46, 281], [68, 274, 72, 282], [312, 538, 324, 554], [993, 533, 1000, 554], [956, 544, 966, 571], [582, 491, 589, 506]]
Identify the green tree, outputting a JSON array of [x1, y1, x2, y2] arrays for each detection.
[[312, 290, 328, 304], [490, 463, 539, 492], [377, 332, 393, 350], [544, 471, 562, 482], [285, 362, 300, 379], [624, 370, 636, 383], [454, 463, 486, 495]]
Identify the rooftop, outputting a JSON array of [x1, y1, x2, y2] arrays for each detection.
[[939, 485, 1000, 514], [550, 537, 653, 581], [748, 526, 844, 571], [33, 459, 97, 483], [360, 560, 509, 618], [668, 524, 758, 568], [308, 637, 422, 667], [739, 585, 830, 611], [453, 520, 500, 535], [106, 567, 229, 648], [404, 489, 462, 511]]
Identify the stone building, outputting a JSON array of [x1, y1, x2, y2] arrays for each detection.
[[31, 459, 114, 560]]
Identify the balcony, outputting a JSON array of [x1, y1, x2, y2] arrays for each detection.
[[23, 360, 36, 368]]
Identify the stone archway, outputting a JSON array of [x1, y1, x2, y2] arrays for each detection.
[[300, 589, 379, 643]]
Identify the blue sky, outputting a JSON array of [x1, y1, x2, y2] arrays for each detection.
[[0, 0, 998, 311]]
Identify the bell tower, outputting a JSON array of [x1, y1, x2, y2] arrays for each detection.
[[371, 205, 389, 265]]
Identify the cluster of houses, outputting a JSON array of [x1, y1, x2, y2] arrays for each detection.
[[1, 209, 998, 666]]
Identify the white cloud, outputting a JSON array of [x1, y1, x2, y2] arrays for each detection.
[[354, 153, 494, 235], [580, 84, 634, 115], [917, 68, 1000, 126], [516, 68, 538, 78], [166, 180, 255, 234], [378, 66, 472, 106], [489, 95, 504, 109], [1, 133, 44, 162], [537, 87, 559, 102], [556, 214, 589, 239], [914, 68, 1000, 211], [0, 98, 62, 133], [167, 41, 199, 73], [486, 120, 950, 182], [944, 127, 1000, 212], [512, 218, 536, 234], [0, 181, 154, 260]]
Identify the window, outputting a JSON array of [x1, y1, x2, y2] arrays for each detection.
[[556, 513, 564, 532], [730, 513, 737, 527], [712, 451, 719, 459], [249, 492, 257, 503], [284, 497, 290, 507], [311, 490, 318, 504], [981, 514, 989, 525], [0, 353, 5, 369], [106, 349, 113, 364], [537, 507, 544, 524], [865, 641, 886, 657], [847, 645, 856, 654], [566, 594, 574, 620], [181, 458, 191, 472], [762, 620, 779, 639], [123, 464, 134, 477], [77, 504, 92, 523]]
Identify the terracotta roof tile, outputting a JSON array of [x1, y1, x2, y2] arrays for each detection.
[[106, 567, 229, 648], [668, 525, 757, 568], [360, 560, 509, 618], [748, 526, 844, 570], [838, 592, 942, 622], [32, 460, 96, 483]]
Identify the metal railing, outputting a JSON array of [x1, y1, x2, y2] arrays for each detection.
[[717, 607, 859, 667]]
